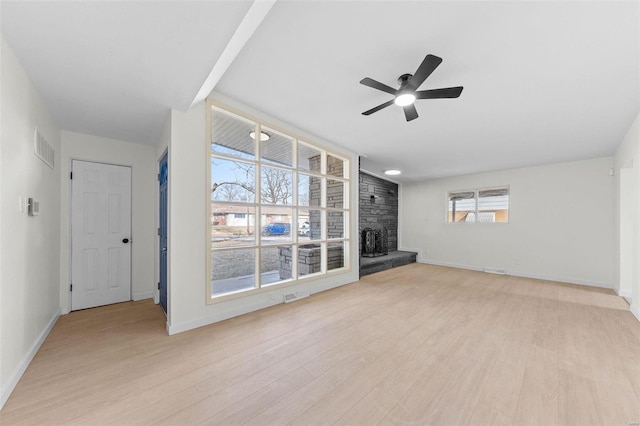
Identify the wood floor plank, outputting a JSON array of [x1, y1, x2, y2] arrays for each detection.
[[198, 367, 315, 425], [558, 369, 604, 426], [420, 331, 503, 425], [333, 386, 399, 426], [475, 333, 530, 420], [243, 350, 378, 425], [467, 401, 514, 426], [513, 346, 559, 426], [1, 263, 638, 426]]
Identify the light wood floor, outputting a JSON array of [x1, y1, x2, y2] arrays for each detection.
[[2, 264, 639, 425]]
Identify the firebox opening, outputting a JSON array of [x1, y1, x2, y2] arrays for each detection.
[[361, 227, 389, 258]]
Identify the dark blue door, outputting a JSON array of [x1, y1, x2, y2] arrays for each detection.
[[159, 152, 168, 314]]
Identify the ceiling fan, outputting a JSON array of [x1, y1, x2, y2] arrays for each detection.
[[360, 54, 463, 122]]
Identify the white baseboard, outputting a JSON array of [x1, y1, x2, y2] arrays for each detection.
[[616, 289, 633, 299], [418, 259, 483, 273], [167, 298, 280, 335], [132, 291, 154, 301], [631, 303, 640, 322], [0, 308, 60, 411], [507, 271, 611, 289], [167, 273, 358, 335], [417, 259, 611, 289]]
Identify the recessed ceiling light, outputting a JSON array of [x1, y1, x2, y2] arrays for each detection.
[[249, 130, 270, 141], [384, 169, 401, 176]]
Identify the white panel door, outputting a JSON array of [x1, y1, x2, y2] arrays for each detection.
[[71, 160, 132, 310]]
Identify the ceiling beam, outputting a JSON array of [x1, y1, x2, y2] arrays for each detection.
[[189, 0, 276, 108]]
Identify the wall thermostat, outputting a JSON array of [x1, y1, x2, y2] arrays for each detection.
[[27, 198, 40, 216]]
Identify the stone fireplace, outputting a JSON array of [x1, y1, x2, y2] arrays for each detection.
[[359, 171, 398, 254], [359, 170, 416, 276]]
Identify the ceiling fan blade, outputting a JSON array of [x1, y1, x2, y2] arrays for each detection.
[[403, 104, 418, 121], [415, 86, 464, 99], [407, 54, 442, 91], [360, 77, 398, 95], [362, 99, 395, 116]]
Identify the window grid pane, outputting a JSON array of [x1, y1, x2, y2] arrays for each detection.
[[211, 248, 256, 296], [261, 166, 293, 205], [298, 243, 322, 277], [260, 207, 293, 245], [261, 245, 291, 286], [298, 142, 322, 173], [327, 155, 345, 178], [260, 127, 294, 167], [211, 157, 255, 203], [211, 204, 256, 248], [478, 188, 509, 223], [211, 108, 256, 160], [328, 242, 346, 271]]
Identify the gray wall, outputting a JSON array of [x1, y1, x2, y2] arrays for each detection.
[[359, 172, 398, 253]]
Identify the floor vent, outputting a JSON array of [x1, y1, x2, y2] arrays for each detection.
[[484, 267, 506, 275], [283, 290, 310, 303], [34, 127, 55, 169]]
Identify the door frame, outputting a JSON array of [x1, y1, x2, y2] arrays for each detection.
[[158, 150, 168, 315], [69, 158, 133, 311]]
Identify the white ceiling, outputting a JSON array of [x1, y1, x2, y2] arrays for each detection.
[[1, 1, 252, 143], [2, 1, 638, 182]]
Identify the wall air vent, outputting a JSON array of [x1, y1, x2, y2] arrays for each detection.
[[483, 267, 506, 275], [283, 289, 310, 303], [34, 127, 54, 169]]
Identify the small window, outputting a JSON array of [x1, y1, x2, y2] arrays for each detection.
[[448, 187, 509, 223]]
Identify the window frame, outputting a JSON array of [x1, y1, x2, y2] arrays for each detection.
[[446, 186, 510, 224], [206, 101, 351, 304]]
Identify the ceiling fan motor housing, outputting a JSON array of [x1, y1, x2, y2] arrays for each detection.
[[397, 73, 413, 87]]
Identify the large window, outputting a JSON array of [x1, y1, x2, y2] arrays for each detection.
[[207, 105, 350, 301], [448, 187, 509, 223]]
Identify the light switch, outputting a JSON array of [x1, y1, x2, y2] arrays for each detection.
[[18, 196, 27, 213]]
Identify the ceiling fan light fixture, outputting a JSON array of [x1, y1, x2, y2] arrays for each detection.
[[360, 54, 463, 121], [384, 169, 402, 176], [394, 92, 416, 106], [249, 130, 270, 141]]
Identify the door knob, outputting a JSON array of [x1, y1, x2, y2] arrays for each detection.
[[161, 247, 167, 252], [122, 238, 130, 244]]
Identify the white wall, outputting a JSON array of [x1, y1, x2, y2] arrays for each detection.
[[0, 37, 61, 409], [59, 131, 156, 313], [614, 113, 640, 320], [400, 157, 615, 288], [166, 95, 359, 334]]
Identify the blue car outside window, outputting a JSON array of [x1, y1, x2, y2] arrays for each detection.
[[262, 222, 291, 236]]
